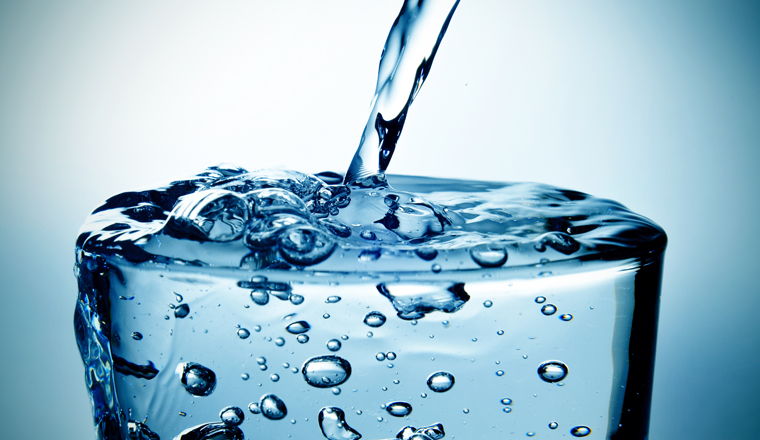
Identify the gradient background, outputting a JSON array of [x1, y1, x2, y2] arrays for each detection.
[[1, 1, 758, 439]]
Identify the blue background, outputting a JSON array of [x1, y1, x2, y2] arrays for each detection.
[[1, 1, 758, 439]]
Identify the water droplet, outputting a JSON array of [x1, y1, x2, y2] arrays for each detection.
[[289, 294, 305, 305], [318, 407, 362, 440], [483, 300, 493, 308], [472, 338, 478, 342], [497, 330, 504, 335], [501, 398, 512, 405], [421, 393, 427, 398], [535, 296, 546, 304], [541, 304, 557, 316], [495, 370, 504, 376], [178, 362, 216, 396], [220, 406, 244, 427], [360, 230, 377, 241], [259, 394, 287, 420], [431, 264, 442, 273], [549, 422, 558, 429], [302, 355, 352, 388], [326, 296, 342, 303], [522, 355, 528, 359], [275, 337, 285, 346], [297, 334, 310, 343], [503, 407, 512, 413], [366, 331, 373, 338], [270, 373, 280, 382], [377, 417, 384, 422], [253, 325, 262, 332], [375, 352, 386, 361], [386, 401, 412, 417], [538, 360, 569, 383], [327, 339, 342, 351], [332, 386, 342, 395], [341, 334, 349, 340], [131, 332, 143, 340], [463, 408, 470, 414], [174, 292, 184, 303], [174, 303, 190, 318], [387, 363, 394, 368], [426, 371, 455, 392], [392, 379, 400, 384], [257, 357, 267, 365], [470, 244, 508, 268], [286, 321, 311, 334], [237, 328, 250, 339], [363, 311, 387, 328], [560, 314, 573, 321], [570, 426, 592, 437], [386, 352, 396, 360], [323, 313, 331, 319], [259, 364, 268, 371], [526, 432, 535, 437], [250, 289, 269, 305], [248, 402, 260, 414]]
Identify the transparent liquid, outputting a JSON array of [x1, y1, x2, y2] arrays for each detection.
[[75, 168, 665, 440]]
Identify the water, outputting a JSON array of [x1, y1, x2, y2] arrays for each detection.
[[74, 165, 665, 440]]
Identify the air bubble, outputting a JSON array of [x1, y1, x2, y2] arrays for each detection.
[[318, 407, 362, 440], [131, 332, 142, 340], [526, 432, 535, 437], [426, 371, 455, 392], [360, 230, 377, 241], [290, 294, 305, 305], [463, 408, 470, 414], [367, 332, 373, 338], [363, 311, 387, 328], [332, 387, 341, 395], [270, 374, 280, 382], [386, 401, 412, 417], [326, 296, 342, 303], [237, 328, 250, 339], [164, 189, 249, 242], [297, 334, 309, 343], [560, 314, 573, 321], [483, 300, 493, 308], [327, 339, 342, 351], [386, 352, 396, 360], [535, 296, 546, 304], [495, 370, 504, 376], [549, 422, 558, 429], [470, 244, 508, 268], [248, 402, 260, 414], [541, 304, 557, 316], [497, 330, 504, 335], [341, 335, 349, 340], [323, 313, 331, 319], [278, 226, 335, 266], [503, 407, 512, 413], [127, 421, 159, 440], [275, 337, 285, 346], [570, 426, 591, 437], [256, 357, 266, 365], [174, 292, 184, 302], [177, 362, 216, 396], [431, 264, 442, 273], [538, 360, 568, 383], [415, 248, 438, 261], [286, 321, 311, 334], [220, 406, 244, 427], [302, 355, 352, 388], [259, 394, 287, 420], [250, 290, 269, 305], [376, 352, 386, 361], [174, 303, 190, 318], [501, 398, 512, 405], [260, 365, 268, 371]]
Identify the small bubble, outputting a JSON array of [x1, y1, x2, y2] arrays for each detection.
[[382, 387, 388, 391], [431, 264, 442, 273], [178, 411, 186, 417], [470, 244, 508, 268], [376, 352, 386, 361], [332, 387, 341, 395], [472, 338, 478, 342], [385, 352, 396, 360], [178, 362, 216, 396], [360, 230, 377, 241], [503, 407, 512, 413], [341, 334, 349, 340], [535, 296, 546, 304], [174, 303, 190, 318], [257, 357, 267, 365], [538, 360, 569, 383], [386, 401, 412, 417], [241, 373, 249, 380], [501, 398, 512, 405], [496, 370, 504, 376], [219, 406, 244, 427], [283, 363, 290, 368], [570, 426, 592, 437], [483, 300, 493, 308], [260, 365, 268, 371], [560, 314, 573, 321], [463, 408, 470, 414], [297, 334, 309, 343], [377, 417, 384, 422], [164, 315, 170, 320], [387, 363, 394, 368], [289, 294, 304, 305], [523, 355, 528, 359], [323, 313, 331, 319], [367, 332, 373, 338], [174, 292, 183, 303], [274, 337, 285, 346], [237, 328, 250, 339], [411, 320, 418, 325], [259, 394, 287, 420], [326, 339, 342, 351], [286, 321, 311, 334], [270, 374, 280, 382], [131, 332, 143, 340], [326, 296, 341, 303], [526, 432, 535, 437], [291, 367, 298, 373], [301, 355, 352, 388], [549, 422, 559, 429], [393, 379, 400, 384], [541, 304, 557, 316], [363, 311, 387, 328], [253, 325, 262, 332], [356, 410, 363, 415], [497, 330, 504, 335], [442, 320, 449, 326]]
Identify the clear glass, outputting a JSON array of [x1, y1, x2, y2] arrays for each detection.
[[74, 168, 665, 440]]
